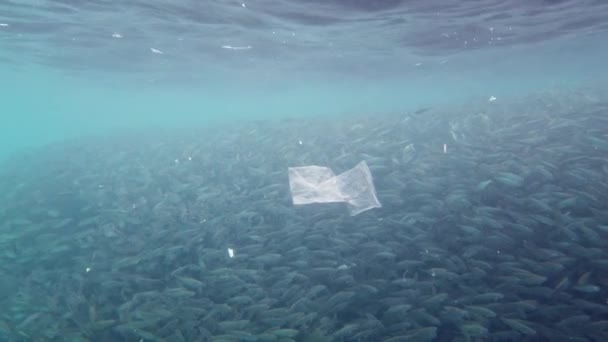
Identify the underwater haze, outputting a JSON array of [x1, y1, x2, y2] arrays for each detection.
[[1, 0, 607, 158], [1, 0, 608, 341]]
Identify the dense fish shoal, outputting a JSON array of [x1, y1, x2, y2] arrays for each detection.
[[0, 89, 607, 341]]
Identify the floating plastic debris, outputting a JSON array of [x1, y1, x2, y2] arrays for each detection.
[[0, 23, 8, 27], [489, 96, 497, 102], [227, 248, 235, 258], [151, 48, 163, 54], [112, 32, 123, 38], [288, 161, 381, 216]]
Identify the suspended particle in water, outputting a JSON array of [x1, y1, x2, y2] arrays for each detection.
[[221, 45, 251, 50]]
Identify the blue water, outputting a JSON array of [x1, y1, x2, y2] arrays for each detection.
[[1, 0, 607, 159], [2, 2, 608, 340]]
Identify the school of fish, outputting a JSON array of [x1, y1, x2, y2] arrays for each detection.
[[0, 89, 607, 341]]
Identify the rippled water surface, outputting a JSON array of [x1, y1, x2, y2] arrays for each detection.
[[1, 0, 608, 157]]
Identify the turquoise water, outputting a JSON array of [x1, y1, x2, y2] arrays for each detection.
[[1, 1, 607, 161], [2, 2, 608, 340]]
